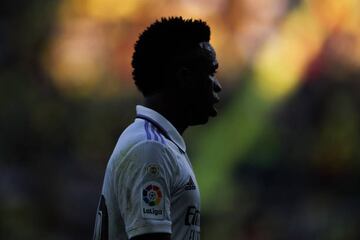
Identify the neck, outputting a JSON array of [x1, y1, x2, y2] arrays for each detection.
[[144, 95, 187, 135]]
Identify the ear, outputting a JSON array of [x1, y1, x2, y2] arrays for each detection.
[[175, 67, 192, 90]]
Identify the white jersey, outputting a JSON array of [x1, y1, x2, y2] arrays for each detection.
[[93, 105, 200, 240]]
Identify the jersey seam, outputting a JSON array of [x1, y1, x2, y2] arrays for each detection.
[[162, 144, 182, 193]]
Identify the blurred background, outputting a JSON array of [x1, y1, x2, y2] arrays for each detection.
[[1, 0, 360, 239]]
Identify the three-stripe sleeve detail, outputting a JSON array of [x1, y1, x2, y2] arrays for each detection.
[[157, 129, 165, 144], [144, 121, 151, 140], [150, 125, 159, 141], [144, 121, 166, 145]]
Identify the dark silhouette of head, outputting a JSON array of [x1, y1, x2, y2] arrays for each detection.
[[132, 16, 222, 129]]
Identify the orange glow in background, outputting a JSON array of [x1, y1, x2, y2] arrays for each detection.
[[43, 0, 360, 99]]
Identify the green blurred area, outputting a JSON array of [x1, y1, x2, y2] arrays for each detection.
[[1, 0, 360, 239]]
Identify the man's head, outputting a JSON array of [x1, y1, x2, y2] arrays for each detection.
[[132, 17, 221, 125]]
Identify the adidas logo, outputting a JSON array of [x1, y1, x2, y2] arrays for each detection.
[[184, 176, 196, 191]]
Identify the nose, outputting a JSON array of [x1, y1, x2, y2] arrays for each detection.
[[213, 77, 222, 93]]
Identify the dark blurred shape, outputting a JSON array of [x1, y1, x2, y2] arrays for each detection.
[[0, 1, 139, 239]]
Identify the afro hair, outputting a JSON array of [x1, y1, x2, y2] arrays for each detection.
[[131, 16, 211, 96]]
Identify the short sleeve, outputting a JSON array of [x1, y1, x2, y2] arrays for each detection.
[[113, 141, 177, 239]]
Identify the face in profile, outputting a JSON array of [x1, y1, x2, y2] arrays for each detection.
[[184, 42, 222, 125]]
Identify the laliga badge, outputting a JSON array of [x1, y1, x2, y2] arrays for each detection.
[[141, 181, 165, 219]]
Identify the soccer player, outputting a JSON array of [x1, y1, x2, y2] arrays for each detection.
[[93, 17, 222, 240]]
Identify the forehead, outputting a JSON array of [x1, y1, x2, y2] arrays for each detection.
[[198, 42, 218, 66]]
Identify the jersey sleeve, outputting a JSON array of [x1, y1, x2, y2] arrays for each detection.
[[113, 141, 178, 239]]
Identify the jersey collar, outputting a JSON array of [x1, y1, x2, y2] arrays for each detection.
[[136, 105, 186, 153]]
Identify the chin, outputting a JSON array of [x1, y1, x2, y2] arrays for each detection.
[[188, 106, 217, 126], [199, 117, 210, 124], [190, 113, 212, 126], [190, 119, 209, 126]]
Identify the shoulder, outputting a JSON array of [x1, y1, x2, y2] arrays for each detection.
[[118, 119, 167, 151], [110, 119, 179, 174], [109, 119, 166, 162], [127, 140, 174, 166], [122, 137, 180, 181]]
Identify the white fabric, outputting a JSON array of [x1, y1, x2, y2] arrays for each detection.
[[94, 105, 201, 240]]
